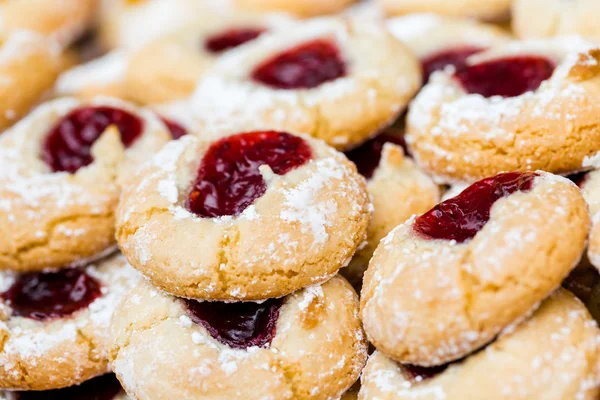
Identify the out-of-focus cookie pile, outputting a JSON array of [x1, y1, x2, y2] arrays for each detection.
[[1, 0, 600, 399]]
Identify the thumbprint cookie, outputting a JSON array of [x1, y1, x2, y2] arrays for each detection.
[[0, 32, 62, 132], [361, 172, 589, 366], [0, 97, 171, 272], [0, 374, 131, 399], [387, 14, 509, 83], [190, 17, 421, 150], [231, 0, 357, 18], [116, 132, 370, 301], [0, 254, 140, 390], [359, 289, 600, 400], [407, 37, 600, 184], [377, 0, 510, 21], [513, 0, 600, 39], [577, 170, 600, 272], [124, 11, 294, 105], [342, 133, 440, 288], [109, 276, 367, 400]]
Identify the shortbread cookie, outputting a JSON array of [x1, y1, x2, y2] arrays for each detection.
[[0, 254, 139, 390], [378, 0, 510, 21], [406, 37, 600, 183], [190, 17, 421, 150], [54, 51, 131, 101], [342, 133, 440, 288], [116, 131, 370, 301], [513, 0, 600, 39], [0, 32, 62, 131], [361, 172, 589, 366], [387, 14, 509, 82], [1, 374, 131, 399], [125, 11, 294, 104], [578, 170, 600, 272], [110, 275, 367, 400], [0, 97, 170, 272], [0, 0, 95, 46], [232, 0, 357, 17], [99, 0, 211, 50], [359, 289, 600, 400]]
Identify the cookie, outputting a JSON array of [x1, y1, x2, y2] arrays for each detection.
[[116, 131, 370, 301], [577, 170, 600, 272], [360, 172, 589, 366], [0, 97, 171, 272], [125, 11, 294, 105], [231, 0, 357, 17], [54, 51, 131, 101], [342, 133, 440, 288], [109, 275, 367, 400], [377, 0, 510, 21], [387, 14, 509, 83], [189, 16, 421, 150], [406, 37, 600, 184], [359, 289, 600, 400], [1, 374, 131, 399], [0, 254, 139, 390], [513, 0, 600, 39], [0, 0, 95, 46], [0, 31, 63, 131], [99, 0, 212, 50]]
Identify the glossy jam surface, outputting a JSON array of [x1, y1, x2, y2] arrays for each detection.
[[345, 133, 409, 179], [402, 364, 449, 383], [414, 172, 538, 243], [160, 116, 187, 139], [454, 56, 555, 98], [15, 374, 123, 400], [251, 39, 346, 89], [187, 131, 312, 218], [205, 27, 266, 53], [185, 298, 283, 349], [42, 106, 144, 173], [1, 268, 102, 321], [421, 47, 484, 83]]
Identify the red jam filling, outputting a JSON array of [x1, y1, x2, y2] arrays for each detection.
[[205, 27, 266, 53], [454, 56, 555, 98], [185, 298, 283, 349], [421, 46, 485, 83], [160, 116, 187, 139], [1, 268, 102, 321], [42, 106, 144, 173], [414, 172, 538, 243], [187, 131, 312, 218], [251, 39, 346, 89], [345, 133, 409, 179], [401, 364, 449, 383], [15, 374, 123, 400]]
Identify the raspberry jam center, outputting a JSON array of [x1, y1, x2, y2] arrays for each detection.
[[15, 374, 123, 400], [414, 172, 538, 243], [160, 116, 187, 139], [454, 56, 555, 98], [205, 27, 266, 53], [185, 298, 283, 349], [1, 268, 102, 321], [251, 39, 346, 89], [421, 46, 485, 83], [187, 131, 312, 218], [345, 133, 409, 179], [42, 106, 144, 173]]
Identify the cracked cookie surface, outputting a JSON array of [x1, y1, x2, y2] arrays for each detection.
[[0, 253, 140, 391], [360, 172, 589, 366], [0, 97, 170, 272], [359, 289, 600, 400], [109, 275, 367, 400], [116, 133, 370, 301]]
